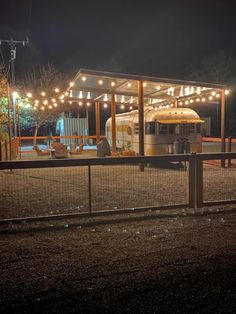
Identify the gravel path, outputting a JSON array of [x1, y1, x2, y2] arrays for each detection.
[[0, 208, 235, 313]]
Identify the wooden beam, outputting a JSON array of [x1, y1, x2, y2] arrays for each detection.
[[111, 93, 116, 153], [221, 90, 226, 167], [95, 102, 100, 144]]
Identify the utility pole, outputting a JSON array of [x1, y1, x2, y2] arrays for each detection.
[[0, 38, 29, 137], [0, 38, 29, 85]]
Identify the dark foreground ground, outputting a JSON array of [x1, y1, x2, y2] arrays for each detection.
[[0, 207, 235, 314]]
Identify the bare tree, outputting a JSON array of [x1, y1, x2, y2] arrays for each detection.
[[23, 64, 67, 144]]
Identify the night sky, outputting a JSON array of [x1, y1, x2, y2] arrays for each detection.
[[0, 0, 236, 79]]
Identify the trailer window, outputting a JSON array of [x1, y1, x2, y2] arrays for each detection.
[[179, 124, 195, 135], [159, 124, 168, 134], [145, 122, 156, 135]]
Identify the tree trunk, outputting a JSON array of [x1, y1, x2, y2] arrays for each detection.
[[33, 125, 39, 146]]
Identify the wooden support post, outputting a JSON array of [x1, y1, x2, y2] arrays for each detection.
[[95, 102, 100, 144], [221, 90, 226, 167], [111, 93, 116, 153], [173, 99, 178, 108], [138, 80, 144, 171], [86, 106, 89, 145]]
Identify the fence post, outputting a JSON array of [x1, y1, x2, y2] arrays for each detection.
[[88, 165, 92, 214], [196, 156, 203, 208], [189, 153, 196, 208], [228, 137, 232, 168]]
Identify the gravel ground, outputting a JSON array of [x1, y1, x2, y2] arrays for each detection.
[[0, 207, 235, 313]]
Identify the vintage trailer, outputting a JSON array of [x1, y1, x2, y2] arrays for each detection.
[[105, 107, 203, 155]]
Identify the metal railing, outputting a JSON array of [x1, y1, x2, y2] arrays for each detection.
[[0, 153, 236, 225]]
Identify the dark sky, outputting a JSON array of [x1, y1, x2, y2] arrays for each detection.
[[0, 0, 236, 78]]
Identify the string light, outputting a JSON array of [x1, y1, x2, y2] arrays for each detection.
[[121, 105, 125, 109], [225, 90, 230, 95], [65, 92, 69, 96], [41, 106, 45, 110], [52, 98, 56, 103], [98, 80, 103, 85], [26, 92, 32, 98], [143, 82, 147, 87], [104, 103, 108, 108], [69, 101, 72, 104], [196, 98, 200, 102], [54, 103, 58, 107], [209, 96, 213, 100], [185, 100, 189, 105], [43, 100, 48, 105], [179, 101, 183, 106], [211, 91, 216, 96], [79, 101, 83, 106], [69, 82, 74, 87], [33, 107, 37, 110], [201, 97, 206, 102], [156, 85, 161, 90], [129, 106, 133, 110], [127, 82, 132, 88], [55, 88, 60, 93], [34, 100, 39, 104], [190, 99, 194, 103], [49, 105, 52, 109], [111, 81, 115, 87], [61, 99, 64, 103], [41, 92, 46, 97], [82, 76, 86, 82], [216, 94, 220, 98], [86, 102, 90, 106]]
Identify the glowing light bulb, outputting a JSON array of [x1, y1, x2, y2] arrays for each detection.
[[79, 101, 83, 106], [98, 80, 103, 85], [33, 107, 37, 110], [111, 81, 115, 87], [61, 99, 64, 103], [209, 96, 213, 100], [190, 99, 194, 103], [129, 106, 133, 110], [86, 102, 90, 106], [26, 92, 32, 98], [127, 82, 132, 88], [121, 105, 125, 109], [69, 101, 72, 104], [34, 100, 39, 104], [216, 93, 220, 98], [185, 100, 189, 105], [54, 103, 58, 107], [202, 97, 206, 102], [179, 101, 183, 106], [156, 85, 161, 90], [211, 91, 216, 96], [225, 90, 230, 95], [65, 92, 69, 96], [52, 98, 56, 103], [49, 105, 52, 109], [143, 82, 147, 87], [70, 82, 74, 87], [43, 100, 48, 105], [104, 103, 108, 108], [41, 106, 45, 110], [82, 76, 86, 82], [41, 92, 46, 97], [54, 88, 59, 93]]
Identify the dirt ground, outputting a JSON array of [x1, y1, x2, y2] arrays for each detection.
[[0, 206, 235, 313]]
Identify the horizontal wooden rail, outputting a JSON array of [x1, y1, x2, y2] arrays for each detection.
[[0, 154, 190, 170], [17, 135, 105, 140], [202, 137, 236, 143]]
